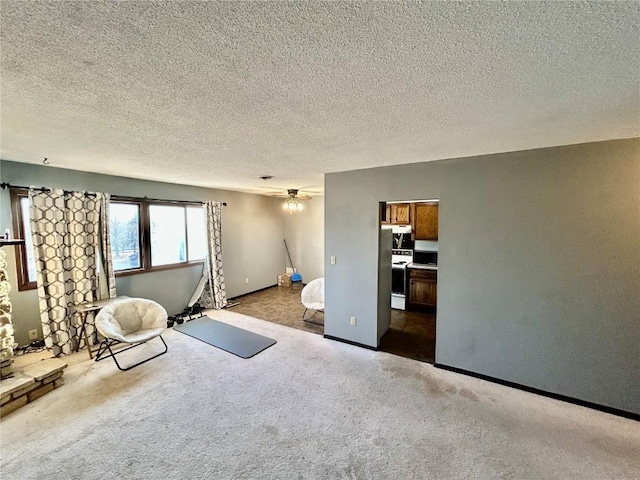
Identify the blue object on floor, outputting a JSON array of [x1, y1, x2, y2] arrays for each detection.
[[284, 238, 303, 283]]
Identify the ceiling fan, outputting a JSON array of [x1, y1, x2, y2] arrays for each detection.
[[273, 189, 311, 213], [270, 189, 312, 200]]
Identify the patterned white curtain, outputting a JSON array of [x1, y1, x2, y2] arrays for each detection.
[[29, 188, 116, 356], [196, 201, 227, 309], [97, 197, 117, 299]]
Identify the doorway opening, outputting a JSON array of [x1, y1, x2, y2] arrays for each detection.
[[379, 199, 439, 363]]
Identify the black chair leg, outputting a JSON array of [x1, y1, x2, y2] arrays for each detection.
[[95, 335, 168, 371], [302, 309, 324, 326]]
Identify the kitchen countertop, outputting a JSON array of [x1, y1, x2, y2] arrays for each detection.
[[407, 262, 438, 270]]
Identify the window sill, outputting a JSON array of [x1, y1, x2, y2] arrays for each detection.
[[115, 260, 204, 277], [13, 262, 205, 289], [17, 281, 37, 292]]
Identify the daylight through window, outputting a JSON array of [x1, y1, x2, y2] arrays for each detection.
[[110, 202, 141, 271], [10, 190, 207, 289], [110, 200, 206, 272]]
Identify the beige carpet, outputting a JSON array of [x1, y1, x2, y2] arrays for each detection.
[[1, 310, 638, 479]]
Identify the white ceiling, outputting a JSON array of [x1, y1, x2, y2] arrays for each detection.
[[1, 1, 638, 196]]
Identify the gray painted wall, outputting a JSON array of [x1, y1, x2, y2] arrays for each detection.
[[283, 196, 324, 283], [0, 160, 285, 345], [325, 138, 640, 414]]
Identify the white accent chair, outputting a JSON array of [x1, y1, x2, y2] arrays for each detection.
[[94, 298, 168, 371], [301, 277, 324, 326]]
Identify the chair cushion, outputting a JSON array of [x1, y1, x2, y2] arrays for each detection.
[[119, 327, 166, 344], [301, 278, 324, 310], [95, 298, 167, 344]]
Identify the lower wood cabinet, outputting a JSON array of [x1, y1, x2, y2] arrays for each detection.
[[407, 268, 437, 310]]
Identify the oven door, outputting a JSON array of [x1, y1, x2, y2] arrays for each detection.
[[391, 267, 406, 295]]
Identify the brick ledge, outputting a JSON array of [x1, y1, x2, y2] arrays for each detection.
[[0, 358, 67, 417]]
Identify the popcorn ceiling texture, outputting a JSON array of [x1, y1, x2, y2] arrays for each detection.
[[1, 1, 638, 194]]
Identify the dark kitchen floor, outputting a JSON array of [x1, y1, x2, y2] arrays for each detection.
[[227, 285, 435, 363], [381, 309, 436, 363]]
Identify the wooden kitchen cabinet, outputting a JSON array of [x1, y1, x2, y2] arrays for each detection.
[[391, 203, 410, 225], [414, 203, 438, 240], [381, 203, 411, 225], [407, 268, 437, 310]]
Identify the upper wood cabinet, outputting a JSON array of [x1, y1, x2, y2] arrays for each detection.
[[414, 203, 438, 240], [381, 203, 411, 225], [381, 202, 438, 234], [392, 203, 410, 225]]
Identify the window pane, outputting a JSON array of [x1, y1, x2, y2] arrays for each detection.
[[187, 207, 206, 261], [150, 205, 186, 266], [110, 203, 141, 271], [20, 197, 37, 282]]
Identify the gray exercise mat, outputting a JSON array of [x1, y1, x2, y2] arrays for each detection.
[[173, 316, 276, 358]]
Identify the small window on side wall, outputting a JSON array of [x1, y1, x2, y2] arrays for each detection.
[[10, 190, 37, 290]]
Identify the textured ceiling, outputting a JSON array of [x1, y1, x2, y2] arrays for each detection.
[[1, 1, 638, 196]]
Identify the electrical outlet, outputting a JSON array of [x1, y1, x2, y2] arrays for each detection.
[[350, 316, 357, 326], [28, 329, 38, 340], [245, 277, 249, 284], [331, 256, 337, 265]]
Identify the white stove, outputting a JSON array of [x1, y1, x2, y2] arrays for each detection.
[[392, 249, 413, 267], [391, 249, 413, 310]]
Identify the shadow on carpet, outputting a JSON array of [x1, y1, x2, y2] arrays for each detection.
[[173, 316, 277, 358]]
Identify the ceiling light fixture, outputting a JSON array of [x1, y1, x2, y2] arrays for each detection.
[[283, 189, 304, 214]]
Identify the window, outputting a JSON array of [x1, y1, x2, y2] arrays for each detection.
[[186, 206, 207, 261], [19, 197, 37, 282], [10, 190, 207, 289], [148, 205, 206, 265], [150, 205, 186, 266], [10, 190, 37, 290], [110, 202, 142, 271], [108, 198, 206, 274]]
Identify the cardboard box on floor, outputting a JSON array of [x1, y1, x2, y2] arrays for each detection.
[[278, 273, 293, 287]]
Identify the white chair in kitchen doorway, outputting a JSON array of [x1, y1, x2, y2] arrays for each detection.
[[301, 277, 324, 326]]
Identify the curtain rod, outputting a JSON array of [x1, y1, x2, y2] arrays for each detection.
[[1, 182, 96, 197], [135, 196, 227, 207], [0, 183, 227, 206]]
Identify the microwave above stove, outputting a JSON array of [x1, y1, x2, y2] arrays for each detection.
[[413, 250, 438, 266]]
